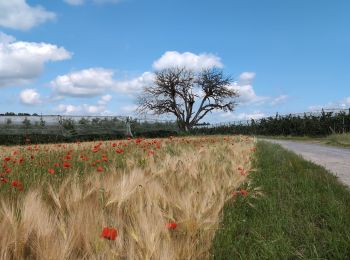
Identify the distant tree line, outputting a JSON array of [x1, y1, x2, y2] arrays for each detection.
[[191, 110, 350, 136], [0, 112, 40, 116]]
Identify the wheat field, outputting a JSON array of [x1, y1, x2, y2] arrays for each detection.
[[0, 136, 255, 259]]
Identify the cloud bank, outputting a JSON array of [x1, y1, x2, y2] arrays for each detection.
[[230, 72, 287, 106], [51, 69, 154, 98], [0, 0, 55, 30], [153, 51, 223, 71], [20, 89, 42, 105], [0, 32, 72, 88], [55, 95, 113, 115]]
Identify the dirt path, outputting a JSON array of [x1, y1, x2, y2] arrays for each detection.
[[262, 139, 350, 188]]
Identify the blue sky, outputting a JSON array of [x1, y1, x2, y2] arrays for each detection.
[[0, 0, 349, 122]]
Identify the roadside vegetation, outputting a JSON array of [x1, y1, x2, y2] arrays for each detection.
[[212, 141, 350, 259], [192, 110, 350, 137], [325, 133, 350, 147], [259, 132, 350, 148]]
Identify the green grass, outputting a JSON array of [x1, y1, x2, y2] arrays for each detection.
[[325, 133, 350, 147], [258, 133, 350, 148], [212, 141, 350, 259]]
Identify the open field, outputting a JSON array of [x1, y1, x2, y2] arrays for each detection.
[[3, 135, 350, 259], [213, 141, 350, 259], [0, 136, 255, 259]]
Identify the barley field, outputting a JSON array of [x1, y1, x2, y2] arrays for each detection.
[[0, 136, 255, 259]]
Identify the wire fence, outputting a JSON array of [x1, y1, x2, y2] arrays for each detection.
[[0, 108, 349, 144], [0, 115, 179, 144]]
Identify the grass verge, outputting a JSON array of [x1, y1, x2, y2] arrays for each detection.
[[212, 141, 350, 259], [258, 133, 350, 148], [325, 133, 350, 147]]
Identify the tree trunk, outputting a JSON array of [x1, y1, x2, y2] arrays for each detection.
[[177, 120, 190, 132]]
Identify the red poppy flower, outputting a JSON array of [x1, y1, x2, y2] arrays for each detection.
[[4, 157, 11, 162], [63, 162, 71, 168], [232, 191, 238, 197], [11, 180, 23, 191], [97, 166, 103, 172], [240, 189, 248, 196], [48, 168, 55, 174], [1, 176, 8, 183], [101, 227, 117, 240], [5, 168, 11, 174], [65, 155, 71, 160], [115, 148, 124, 154], [166, 222, 177, 230], [54, 163, 59, 167]]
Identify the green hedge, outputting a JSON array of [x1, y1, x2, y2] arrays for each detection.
[[192, 110, 350, 137]]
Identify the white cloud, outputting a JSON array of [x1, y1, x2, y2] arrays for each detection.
[[0, 32, 15, 44], [19, 89, 42, 105], [119, 105, 138, 115], [153, 51, 223, 71], [238, 72, 256, 84], [230, 72, 267, 105], [55, 104, 81, 114], [0, 33, 72, 88], [55, 95, 113, 115], [230, 72, 287, 106], [64, 0, 121, 5], [98, 94, 112, 105], [51, 69, 154, 98], [0, 0, 55, 30], [270, 95, 288, 105], [220, 111, 266, 121], [309, 97, 350, 111], [231, 83, 268, 104], [51, 68, 115, 97], [112, 72, 154, 93]]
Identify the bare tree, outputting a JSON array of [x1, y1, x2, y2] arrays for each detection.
[[137, 67, 238, 131]]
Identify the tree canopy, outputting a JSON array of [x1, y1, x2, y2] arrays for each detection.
[[137, 67, 238, 131]]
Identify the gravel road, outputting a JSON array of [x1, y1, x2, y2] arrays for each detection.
[[263, 139, 350, 188]]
